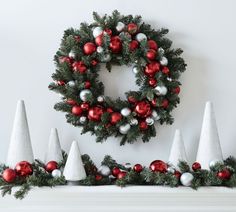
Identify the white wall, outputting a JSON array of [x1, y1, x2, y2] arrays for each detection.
[[0, 0, 236, 166]]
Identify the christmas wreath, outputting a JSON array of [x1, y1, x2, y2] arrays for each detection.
[[49, 11, 186, 144]]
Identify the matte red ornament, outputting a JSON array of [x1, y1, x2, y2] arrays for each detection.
[[149, 160, 167, 173], [217, 169, 231, 180], [133, 164, 143, 173], [173, 86, 180, 94], [139, 120, 148, 130], [59, 56, 73, 65], [135, 101, 151, 118], [95, 174, 103, 181], [174, 170, 181, 179], [127, 23, 138, 34], [110, 112, 122, 124], [144, 62, 160, 77], [67, 99, 77, 105], [161, 99, 169, 109], [83, 42, 96, 55], [148, 40, 158, 50], [146, 49, 157, 60], [109, 36, 122, 53], [15, 161, 33, 177], [81, 103, 90, 111], [117, 171, 127, 179], [72, 61, 87, 73], [91, 59, 98, 66], [162, 66, 170, 75], [45, 161, 58, 173], [2, 168, 16, 183], [148, 78, 157, 87], [88, 106, 104, 121], [57, 80, 65, 86], [192, 162, 201, 171], [112, 167, 121, 177], [84, 81, 91, 89], [95, 34, 103, 46], [129, 40, 139, 51], [72, 105, 83, 116]]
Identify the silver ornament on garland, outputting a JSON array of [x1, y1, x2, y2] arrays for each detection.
[[160, 56, 168, 66], [79, 116, 87, 124], [135, 33, 147, 42], [93, 26, 103, 38], [121, 108, 131, 117], [79, 89, 92, 101], [167, 77, 173, 82], [69, 51, 76, 58], [158, 47, 165, 55], [119, 124, 131, 134], [180, 172, 194, 186], [101, 54, 111, 62], [98, 165, 111, 176], [151, 110, 160, 121], [167, 166, 175, 174], [132, 66, 140, 74], [67, 80, 75, 87], [97, 46, 104, 53], [51, 169, 62, 178], [154, 85, 168, 96], [97, 95, 104, 103], [146, 117, 154, 126], [116, 22, 125, 32], [209, 159, 223, 168], [130, 118, 138, 126], [124, 163, 132, 170]]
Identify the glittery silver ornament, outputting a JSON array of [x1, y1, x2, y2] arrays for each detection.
[[79, 116, 87, 124], [154, 86, 168, 96], [119, 124, 131, 134], [130, 118, 138, 126], [79, 89, 91, 101], [160, 56, 168, 66], [135, 33, 147, 42], [180, 172, 193, 186], [67, 80, 75, 87], [93, 26, 103, 38], [158, 47, 165, 55], [97, 46, 104, 53], [69, 51, 76, 58], [52, 169, 62, 178], [124, 163, 132, 170], [146, 117, 154, 126], [116, 22, 125, 32], [121, 108, 131, 117], [167, 166, 175, 174], [132, 66, 140, 74], [151, 110, 160, 121], [101, 54, 111, 62], [97, 95, 104, 103], [98, 165, 111, 176]]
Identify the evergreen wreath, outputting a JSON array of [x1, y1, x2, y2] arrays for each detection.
[[49, 10, 186, 145]]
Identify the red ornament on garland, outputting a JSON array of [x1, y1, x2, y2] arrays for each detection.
[[217, 169, 231, 180], [106, 108, 114, 113], [84, 81, 91, 89], [72, 61, 87, 73], [81, 102, 90, 111], [173, 86, 180, 94], [95, 34, 104, 46], [162, 66, 170, 75], [128, 96, 137, 104], [59, 56, 73, 65], [15, 161, 33, 177], [74, 35, 80, 42], [161, 99, 169, 109], [117, 171, 127, 179], [149, 160, 167, 173], [104, 28, 112, 36], [88, 106, 104, 121], [127, 23, 138, 34], [72, 105, 83, 116], [83, 42, 96, 55], [146, 49, 157, 60], [174, 170, 181, 179], [139, 120, 148, 130], [91, 59, 98, 66], [148, 40, 158, 50], [148, 78, 157, 87], [129, 40, 139, 51], [45, 161, 58, 173], [67, 99, 77, 105], [57, 80, 65, 86], [109, 36, 122, 53], [192, 162, 201, 171], [95, 174, 103, 181], [144, 61, 160, 77], [151, 98, 157, 107], [112, 167, 121, 177], [2, 168, 16, 183], [110, 112, 122, 124], [135, 101, 151, 118], [133, 164, 143, 173]]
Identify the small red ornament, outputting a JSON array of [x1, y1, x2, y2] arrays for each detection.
[[74, 35, 80, 42], [117, 171, 127, 179], [127, 23, 138, 34], [139, 120, 148, 130], [72, 105, 83, 116], [192, 162, 201, 171], [84, 81, 91, 89], [59, 56, 73, 65], [67, 99, 77, 105], [144, 62, 160, 77], [2, 168, 16, 183], [149, 160, 167, 173], [133, 164, 143, 173], [45, 161, 58, 173], [57, 80, 65, 86], [95, 34, 103, 46], [148, 78, 157, 87], [95, 174, 103, 181], [217, 169, 231, 180], [112, 167, 121, 177], [151, 98, 157, 107], [148, 40, 158, 50], [109, 36, 122, 53], [173, 86, 180, 94], [146, 49, 157, 60], [110, 112, 122, 124], [161, 99, 169, 109], [129, 40, 139, 51], [72, 61, 87, 73], [15, 161, 33, 177], [81, 102, 90, 111], [174, 170, 181, 179], [104, 28, 112, 36], [88, 106, 104, 121], [106, 108, 114, 113], [91, 59, 98, 66], [128, 96, 137, 104], [83, 42, 96, 55], [135, 101, 151, 118], [162, 66, 170, 75]]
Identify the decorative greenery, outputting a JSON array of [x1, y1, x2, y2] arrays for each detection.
[[49, 10, 186, 145]]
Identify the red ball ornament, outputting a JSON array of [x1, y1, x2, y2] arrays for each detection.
[[83, 42, 96, 55], [217, 169, 231, 180], [72, 61, 87, 73], [110, 112, 122, 124], [129, 40, 139, 51], [2, 168, 16, 183], [57, 80, 65, 86], [117, 171, 127, 179], [173, 86, 180, 94], [104, 28, 112, 36], [139, 120, 148, 130], [144, 62, 160, 77], [127, 23, 138, 34], [151, 98, 157, 107], [112, 167, 121, 177], [133, 164, 143, 173], [95, 34, 103, 46], [161, 99, 169, 109], [146, 49, 157, 60], [106, 108, 114, 113], [88, 106, 104, 121], [67, 99, 77, 105], [162, 66, 170, 75], [109, 36, 122, 53], [174, 170, 181, 179], [95, 174, 103, 181], [148, 78, 157, 87], [59, 56, 73, 65], [149, 160, 167, 173], [135, 101, 151, 118], [81, 102, 90, 111], [84, 81, 91, 89], [72, 105, 83, 116], [15, 161, 33, 177], [148, 40, 158, 50], [128, 96, 137, 104], [192, 162, 201, 171], [91, 59, 98, 66], [45, 161, 58, 173]]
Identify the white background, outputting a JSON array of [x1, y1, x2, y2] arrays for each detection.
[[0, 0, 236, 166]]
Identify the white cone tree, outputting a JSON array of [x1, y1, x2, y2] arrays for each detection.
[[63, 141, 86, 182], [168, 129, 188, 167], [196, 101, 223, 169], [6, 100, 34, 168], [45, 128, 63, 163]]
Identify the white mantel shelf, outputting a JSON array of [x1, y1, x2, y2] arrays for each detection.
[[1, 186, 236, 212]]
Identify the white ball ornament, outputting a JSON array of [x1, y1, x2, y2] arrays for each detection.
[[79, 89, 91, 101], [130, 118, 138, 126], [151, 110, 160, 121], [97, 46, 104, 53], [97, 96, 104, 103], [67, 80, 75, 87], [132, 66, 140, 74], [98, 165, 111, 176], [121, 108, 131, 117], [52, 169, 62, 178], [116, 22, 125, 32], [180, 172, 194, 186], [160, 56, 168, 66], [119, 124, 131, 134], [79, 116, 87, 124], [135, 33, 147, 42], [69, 51, 76, 58], [93, 26, 103, 38], [154, 86, 168, 96], [146, 117, 154, 126]]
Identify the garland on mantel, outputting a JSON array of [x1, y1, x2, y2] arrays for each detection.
[[1, 153, 236, 199]]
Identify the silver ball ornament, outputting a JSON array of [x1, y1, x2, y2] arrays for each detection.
[[101, 54, 111, 62], [132, 66, 140, 74], [167, 166, 175, 174], [79, 116, 87, 124], [69, 51, 76, 58], [124, 163, 132, 170], [98, 165, 111, 176], [97, 96, 104, 103], [151, 110, 160, 121], [209, 159, 223, 168], [158, 47, 165, 55], [146, 117, 154, 126], [116, 22, 125, 32], [79, 89, 91, 101], [160, 56, 168, 66], [52, 169, 62, 178], [67, 80, 75, 87], [180, 172, 194, 186], [135, 33, 147, 42], [119, 124, 131, 134], [154, 86, 168, 96], [121, 108, 131, 117], [130, 118, 138, 126], [97, 46, 104, 53], [93, 26, 103, 38], [167, 77, 173, 82]]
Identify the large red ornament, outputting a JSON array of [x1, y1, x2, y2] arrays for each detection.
[[135, 101, 151, 118], [146, 49, 157, 60], [59, 56, 73, 65], [148, 78, 157, 87], [81, 102, 90, 111], [117, 171, 127, 179], [109, 36, 122, 53], [127, 23, 138, 34], [139, 120, 148, 130], [88, 106, 104, 121], [45, 161, 58, 173], [72, 105, 83, 116], [83, 42, 96, 55], [67, 99, 77, 105], [192, 162, 201, 171], [133, 164, 143, 173], [95, 34, 103, 46], [162, 66, 170, 75], [72, 61, 87, 73], [112, 167, 121, 177], [2, 168, 16, 183], [217, 169, 231, 180], [149, 160, 167, 173], [161, 99, 169, 109], [15, 161, 33, 177], [173, 86, 180, 94], [144, 62, 160, 77], [148, 40, 158, 50], [129, 40, 139, 51], [110, 112, 122, 124]]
